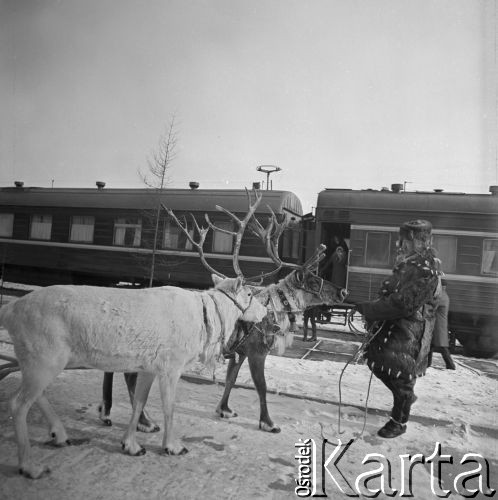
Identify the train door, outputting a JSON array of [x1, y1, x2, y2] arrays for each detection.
[[319, 222, 351, 289]]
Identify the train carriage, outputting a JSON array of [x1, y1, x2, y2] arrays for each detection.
[[307, 185, 498, 358], [0, 184, 303, 289]]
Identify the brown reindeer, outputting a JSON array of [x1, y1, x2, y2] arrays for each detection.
[[213, 207, 348, 432], [0, 193, 269, 479]]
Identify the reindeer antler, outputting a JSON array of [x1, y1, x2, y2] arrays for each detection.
[[164, 189, 327, 285], [302, 243, 327, 271], [162, 189, 263, 282], [162, 205, 227, 279], [204, 188, 263, 279], [246, 212, 327, 283]]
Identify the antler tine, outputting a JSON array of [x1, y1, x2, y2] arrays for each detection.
[[267, 207, 288, 262], [248, 214, 276, 262], [161, 204, 227, 279], [245, 207, 303, 285], [302, 243, 327, 271], [202, 188, 263, 280]]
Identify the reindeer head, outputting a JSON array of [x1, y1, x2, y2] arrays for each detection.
[[211, 275, 267, 324], [289, 269, 348, 306], [246, 210, 349, 306]]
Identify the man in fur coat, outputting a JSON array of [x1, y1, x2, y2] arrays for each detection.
[[355, 220, 441, 438]]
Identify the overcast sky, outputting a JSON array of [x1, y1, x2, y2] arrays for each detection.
[[1, 0, 496, 213]]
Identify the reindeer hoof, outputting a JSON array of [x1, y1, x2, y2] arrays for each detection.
[[259, 421, 281, 433], [137, 422, 160, 433], [46, 436, 87, 447], [66, 438, 91, 446], [98, 405, 112, 426], [121, 442, 146, 456], [19, 465, 51, 479], [216, 408, 237, 419], [164, 446, 188, 455]]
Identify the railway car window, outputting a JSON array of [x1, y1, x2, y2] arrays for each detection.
[[432, 235, 457, 273], [365, 232, 390, 267], [70, 215, 95, 243], [113, 217, 142, 247], [482, 239, 498, 276], [30, 214, 52, 240], [163, 220, 193, 251], [0, 213, 14, 237], [212, 221, 234, 254]]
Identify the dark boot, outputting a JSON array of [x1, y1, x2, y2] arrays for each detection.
[[377, 418, 406, 438], [441, 348, 456, 370]]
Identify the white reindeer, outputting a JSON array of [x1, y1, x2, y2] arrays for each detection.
[[0, 193, 268, 479]]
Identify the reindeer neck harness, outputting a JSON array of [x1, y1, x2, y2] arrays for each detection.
[[267, 283, 299, 315]]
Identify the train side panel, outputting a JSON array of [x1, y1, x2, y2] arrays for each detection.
[[0, 187, 302, 289]]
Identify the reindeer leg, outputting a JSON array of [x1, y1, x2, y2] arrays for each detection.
[[121, 372, 155, 456], [10, 357, 67, 479], [124, 372, 160, 433], [98, 372, 114, 426], [157, 370, 188, 455], [36, 394, 70, 445], [247, 351, 280, 433], [215, 354, 247, 418]]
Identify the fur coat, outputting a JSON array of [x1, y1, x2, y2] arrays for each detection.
[[356, 249, 441, 379]]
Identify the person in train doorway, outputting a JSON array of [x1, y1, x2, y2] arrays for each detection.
[[319, 236, 349, 323], [428, 279, 456, 370], [354, 219, 442, 438], [319, 235, 349, 285], [331, 245, 348, 289]]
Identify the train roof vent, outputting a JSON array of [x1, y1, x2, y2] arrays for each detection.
[[14, 181, 24, 188], [391, 183, 403, 193], [489, 186, 498, 196], [96, 181, 106, 190], [189, 181, 200, 189]]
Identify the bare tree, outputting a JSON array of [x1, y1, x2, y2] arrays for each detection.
[[138, 115, 178, 287]]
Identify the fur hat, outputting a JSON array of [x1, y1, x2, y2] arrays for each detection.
[[399, 219, 432, 244]]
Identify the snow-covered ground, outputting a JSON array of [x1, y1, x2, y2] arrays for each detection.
[[1, 332, 497, 499]]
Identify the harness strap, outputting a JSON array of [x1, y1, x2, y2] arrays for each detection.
[[276, 288, 292, 312], [276, 289, 296, 324], [207, 293, 227, 362], [216, 288, 253, 314], [226, 322, 253, 357]]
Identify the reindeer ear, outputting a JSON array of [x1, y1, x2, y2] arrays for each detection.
[[233, 276, 243, 291], [295, 270, 304, 283], [212, 274, 222, 286]]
